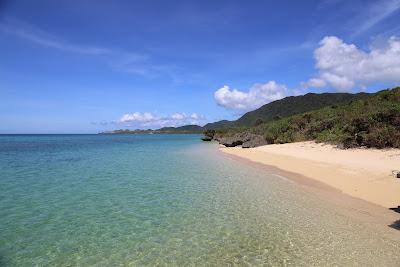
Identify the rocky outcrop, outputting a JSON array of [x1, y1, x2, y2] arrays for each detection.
[[218, 132, 267, 148], [242, 135, 268, 148], [201, 136, 213, 141], [220, 137, 243, 147]]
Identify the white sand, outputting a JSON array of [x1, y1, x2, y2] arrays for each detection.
[[220, 141, 400, 208]]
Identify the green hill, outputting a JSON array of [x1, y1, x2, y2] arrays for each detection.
[[101, 124, 203, 134], [214, 87, 400, 149], [102, 87, 398, 149], [203, 120, 233, 130], [157, 125, 203, 133], [205, 92, 369, 129], [235, 92, 369, 127]]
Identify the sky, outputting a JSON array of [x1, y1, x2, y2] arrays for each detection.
[[1, 0, 400, 133]]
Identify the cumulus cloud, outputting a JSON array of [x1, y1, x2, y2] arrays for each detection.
[[214, 81, 287, 111], [304, 78, 326, 88], [117, 112, 205, 128], [190, 113, 200, 120], [214, 35, 400, 112], [119, 112, 158, 123], [171, 112, 187, 120], [306, 35, 400, 91]]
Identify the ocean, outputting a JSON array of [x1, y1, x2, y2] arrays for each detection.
[[0, 134, 399, 266]]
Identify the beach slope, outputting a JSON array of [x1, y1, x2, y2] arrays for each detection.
[[220, 141, 400, 208]]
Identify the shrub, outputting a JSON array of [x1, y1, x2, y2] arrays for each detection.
[[218, 87, 400, 149], [254, 118, 264, 126], [203, 129, 216, 138], [364, 125, 400, 148]]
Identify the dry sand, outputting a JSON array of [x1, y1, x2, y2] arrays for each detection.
[[220, 141, 400, 208]]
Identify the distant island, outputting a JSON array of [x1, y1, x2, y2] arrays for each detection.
[[100, 124, 204, 134], [101, 91, 369, 135], [102, 87, 400, 150]]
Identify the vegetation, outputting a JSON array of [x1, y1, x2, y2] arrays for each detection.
[[103, 87, 400, 149], [213, 87, 400, 149], [203, 129, 216, 138], [203, 120, 234, 130], [204, 91, 369, 129], [156, 125, 203, 133]]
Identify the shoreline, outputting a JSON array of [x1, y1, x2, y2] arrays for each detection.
[[219, 141, 400, 230]]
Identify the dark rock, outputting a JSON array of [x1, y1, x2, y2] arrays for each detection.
[[242, 134, 267, 148], [201, 136, 213, 141], [220, 137, 243, 147], [218, 133, 266, 148], [242, 143, 251, 148]]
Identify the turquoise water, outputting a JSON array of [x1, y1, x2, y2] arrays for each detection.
[[0, 134, 399, 266]]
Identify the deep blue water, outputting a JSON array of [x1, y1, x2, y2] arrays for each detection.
[[0, 134, 399, 266]]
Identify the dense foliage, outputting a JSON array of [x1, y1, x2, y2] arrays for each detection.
[[203, 129, 216, 138], [204, 92, 368, 129], [105, 87, 400, 149], [203, 120, 233, 130], [215, 88, 400, 148]]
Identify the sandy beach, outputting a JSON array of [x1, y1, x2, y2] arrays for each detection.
[[220, 141, 400, 209]]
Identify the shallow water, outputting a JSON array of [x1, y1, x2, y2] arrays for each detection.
[[0, 134, 399, 266]]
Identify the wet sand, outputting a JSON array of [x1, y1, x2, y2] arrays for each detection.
[[220, 141, 400, 208], [219, 141, 400, 233]]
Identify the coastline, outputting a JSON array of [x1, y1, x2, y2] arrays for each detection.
[[219, 141, 400, 209]]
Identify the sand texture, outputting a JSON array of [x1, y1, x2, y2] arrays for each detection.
[[220, 141, 400, 208]]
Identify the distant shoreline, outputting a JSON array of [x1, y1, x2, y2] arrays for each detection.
[[0, 133, 202, 135], [99, 132, 201, 135]]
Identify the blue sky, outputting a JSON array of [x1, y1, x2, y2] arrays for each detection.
[[1, 0, 400, 133]]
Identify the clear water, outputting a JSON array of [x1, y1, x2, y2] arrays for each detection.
[[0, 134, 399, 266]]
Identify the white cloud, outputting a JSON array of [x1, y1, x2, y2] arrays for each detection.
[[214, 35, 400, 111], [119, 112, 158, 123], [190, 113, 200, 120], [306, 35, 400, 91], [304, 78, 326, 88], [171, 112, 187, 120], [214, 81, 287, 111], [117, 112, 205, 128]]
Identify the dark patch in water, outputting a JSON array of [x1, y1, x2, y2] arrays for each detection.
[[60, 157, 82, 162], [0, 253, 9, 267]]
